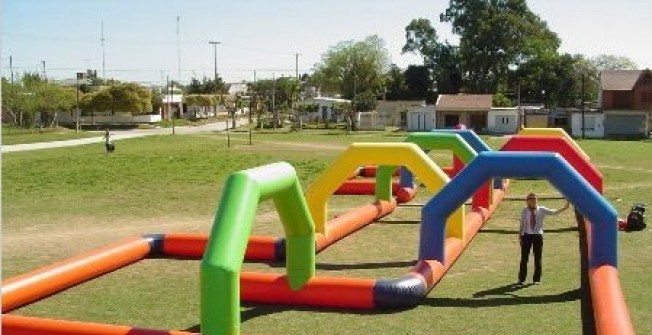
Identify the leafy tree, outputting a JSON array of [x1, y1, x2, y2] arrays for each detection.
[[353, 91, 377, 113], [511, 53, 579, 107], [402, 19, 462, 96], [249, 77, 300, 127], [591, 54, 638, 71], [311, 35, 391, 99], [185, 76, 229, 94], [2, 74, 79, 127], [492, 93, 512, 107], [80, 83, 152, 115], [384, 65, 410, 100], [405, 65, 436, 101], [440, 0, 560, 93], [151, 89, 163, 113]]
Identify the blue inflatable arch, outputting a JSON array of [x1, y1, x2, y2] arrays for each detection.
[[419, 151, 618, 267]]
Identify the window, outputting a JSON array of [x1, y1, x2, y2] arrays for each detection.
[[642, 91, 652, 109]]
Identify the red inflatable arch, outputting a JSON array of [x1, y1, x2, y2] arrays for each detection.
[[500, 135, 603, 193]]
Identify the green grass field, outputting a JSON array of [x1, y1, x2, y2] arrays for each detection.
[[2, 129, 651, 334]]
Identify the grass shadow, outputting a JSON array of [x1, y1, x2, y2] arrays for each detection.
[[480, 227, 578, 235], [182, 301, 410, 331], [316, 260, 415, 271], [423, 288, 580, 308]]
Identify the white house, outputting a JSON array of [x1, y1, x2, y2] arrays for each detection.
[[161, 93, 184, 120], [228, 82, 248, 96], [571, 111, 605, 138], [302, 97, 351, 122], [487, 107, 519, 134], [406, 105, 435, 131]]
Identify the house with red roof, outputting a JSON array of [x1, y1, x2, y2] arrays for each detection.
[[596, 69, 652, 137]]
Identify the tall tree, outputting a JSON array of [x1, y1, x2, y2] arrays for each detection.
[[311, 35, 391, 100], [402, 18, 463, 95], [590, 54, 638, 71], [441, 0, 560, 93], [385, 65, 410, 100], [404, 65, 435, 101]]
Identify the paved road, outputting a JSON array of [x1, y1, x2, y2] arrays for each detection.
[[2, 118, 251, 153]]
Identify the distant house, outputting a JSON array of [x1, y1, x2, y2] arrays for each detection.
[[161, 93, 184, 120], [598, 69, 652, 137], [571, 109, 604, 138], [406, 105, 435, 131], [487, 107, 519, 134], [228, 82, 248, 96], [376, 100, 425, 129], [435, 94, 493, 132], [302, 97, 350, 122]]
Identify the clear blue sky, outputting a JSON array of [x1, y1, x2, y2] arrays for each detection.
[[2, 0, 651, 85]]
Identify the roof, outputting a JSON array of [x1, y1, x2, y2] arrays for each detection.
[[436, 94, 493, 111], [307, 97, 351, 104], [600, 70, 642, 91]]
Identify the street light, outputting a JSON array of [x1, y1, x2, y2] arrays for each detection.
[[208, 41, 221, 82]]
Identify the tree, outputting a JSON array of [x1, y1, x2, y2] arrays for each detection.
[[80, 83, 152, 115], [405, 65, 437, 101], [249, 77, 300, 128], [440, 0, 560, 93], [493, 92, 512, 107], [151, 89, 163, 114], [312, 35, 391, 99], [402, 18, 462, 96], [2, 74, 78, 128], [185, 76, 229, 94], [511, 53, 580, 107], [384, 65, 410, 100], [591, 54, 638, 71]]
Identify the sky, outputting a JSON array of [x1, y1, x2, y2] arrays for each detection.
[[2, 0, 651, 86]]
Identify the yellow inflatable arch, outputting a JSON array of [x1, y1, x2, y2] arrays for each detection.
[[305, 143, 465, 240]]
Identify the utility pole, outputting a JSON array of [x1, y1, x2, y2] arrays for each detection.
[[518, 82, 523, 128], [581, 73, 586, 139], [272, 73, 276, 131], [295, 53, 300, 80], [176, 15, 181, 83], [249, 70, 255, 145], [209, 41, 221, 82], [9, 55, 14, 84], [41, 60, 46, 78], [76, 72, 83, 132], [101, 21, 106, 78]]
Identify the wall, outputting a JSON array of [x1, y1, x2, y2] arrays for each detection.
[[488, 109, 519, 134], [571, 112, 605, 138]]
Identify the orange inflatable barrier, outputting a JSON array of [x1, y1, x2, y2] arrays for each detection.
[[1, 314, 195, 335], [2, 237, 151, 313]]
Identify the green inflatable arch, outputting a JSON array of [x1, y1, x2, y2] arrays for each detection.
[[201, 162, 316, 335], [375, 132, 478, 201]]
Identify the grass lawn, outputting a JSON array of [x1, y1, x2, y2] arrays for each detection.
[[2, 127, 102, 145], [2, 130, 651, 334]]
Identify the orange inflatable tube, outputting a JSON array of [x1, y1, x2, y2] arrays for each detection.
[[1, 314, 195, 335], [2, 237, 151, 313]]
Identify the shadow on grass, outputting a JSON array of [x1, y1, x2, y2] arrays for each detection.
[[373, 219, 421, 224], [316, 260, 415, 270], [266, 260, 416, 270], [423, 287, 580, 308], [182, 287, 581, 332], [480, 227, 578, 235], [182, 302, 408, 332]]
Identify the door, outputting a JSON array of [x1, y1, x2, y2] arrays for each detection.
[[444, 114, 459, 128]]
